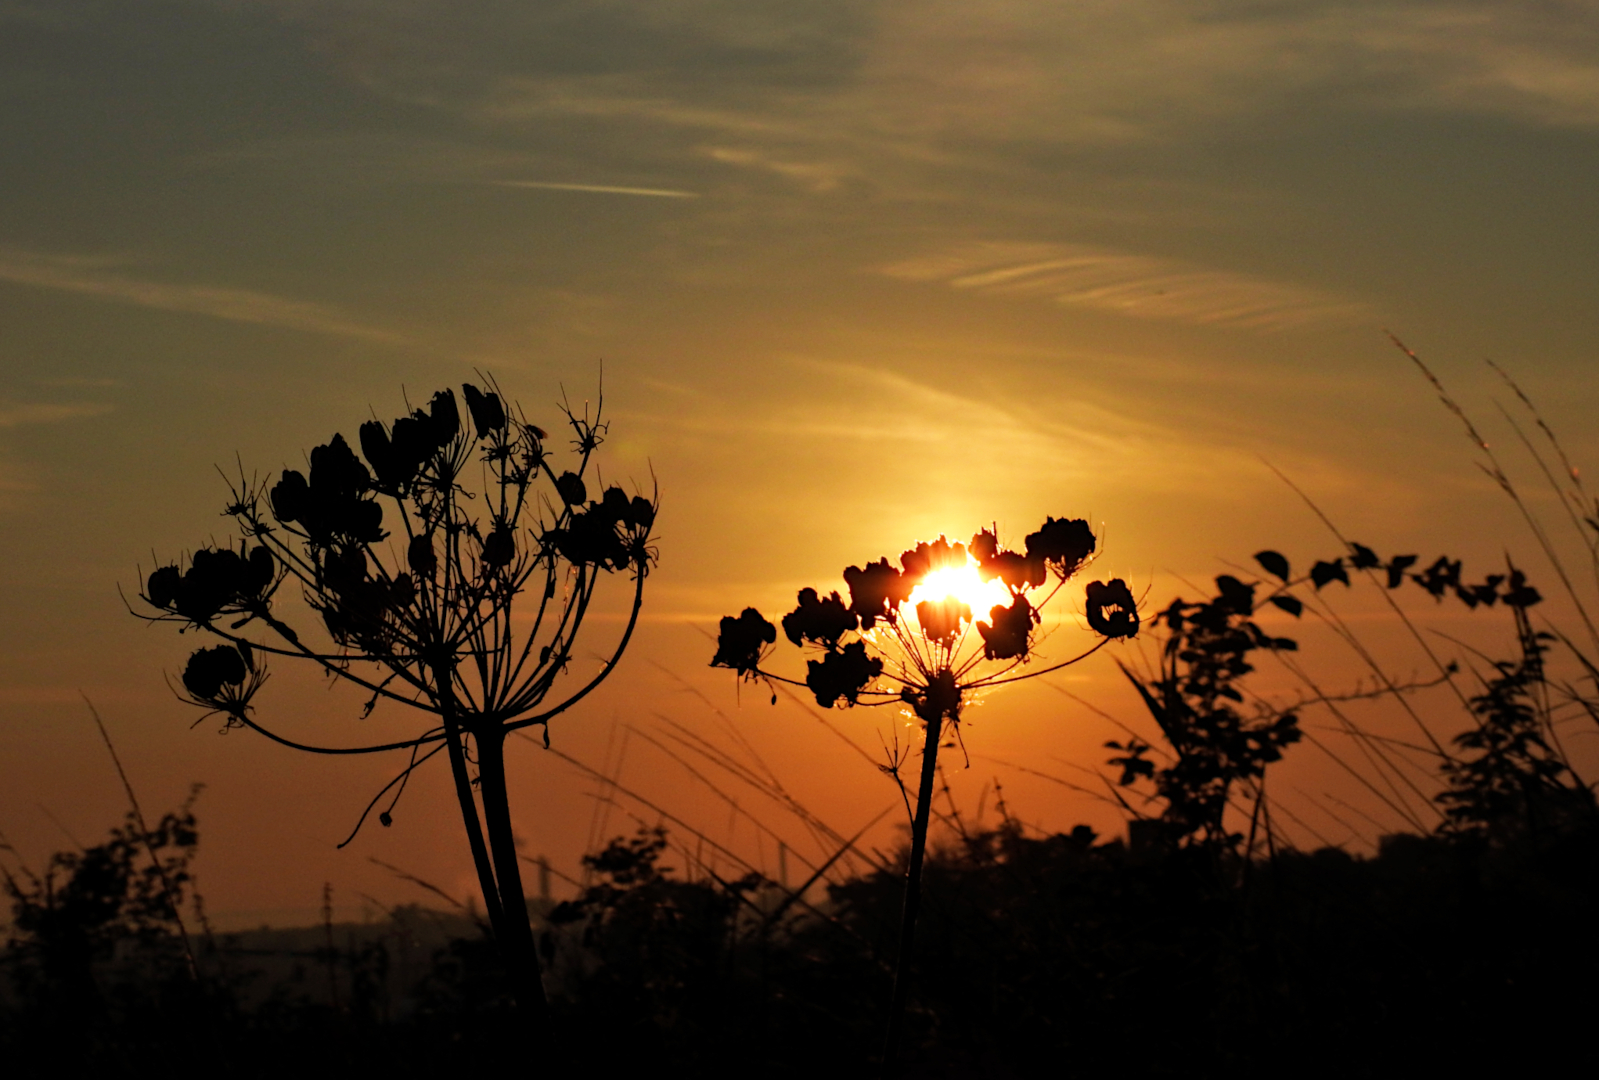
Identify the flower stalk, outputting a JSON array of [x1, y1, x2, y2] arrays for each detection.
[[712, 518, 1138, 1071]]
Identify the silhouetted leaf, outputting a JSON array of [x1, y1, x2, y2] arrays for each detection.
[[1503, 569, 1542, 608], [1415, 556, 1461, 598], [1348, 542, 1381, 569], [1385, 554, 1418, 588], [1254, 550, 1290, 582], [1268, 595, 1303, 617], [1215, 575, 1255, 615], [1310, 559, 1349, 589]]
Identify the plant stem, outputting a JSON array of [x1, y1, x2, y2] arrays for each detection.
[[882, 706, 944, 1075], [476, 724, 552, 1024], [435, 661, 506, 939]]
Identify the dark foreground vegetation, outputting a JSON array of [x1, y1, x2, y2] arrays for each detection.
[[3, 795, 1597, 1076]]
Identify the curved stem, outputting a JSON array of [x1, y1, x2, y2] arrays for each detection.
[[505, 568, 648, 730], [228, 711, 444, 756]]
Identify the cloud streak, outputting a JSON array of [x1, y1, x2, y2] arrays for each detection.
[[0, 402, 115, 428], [0, 250, 402, 343], [879, 242, 1370, 331], [490, 180, 699, 198]]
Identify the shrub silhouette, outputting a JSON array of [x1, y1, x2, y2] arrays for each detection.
[[1112, 571, 1304, 851], [712, 519, 1137, 1068], [132, 380, 656, 1023]]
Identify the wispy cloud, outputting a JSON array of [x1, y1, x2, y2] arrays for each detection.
[[878, 242, 1369, 331], [32, 376, 123, 390], [0, 249, 402, 343], [703, 147, 848, 192], [489, 180, 699, 198], [257, 2, 1599, 152], [0, 402, 114, 428]]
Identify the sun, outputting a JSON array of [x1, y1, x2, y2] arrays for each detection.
[[905, 558, 1013, 631]]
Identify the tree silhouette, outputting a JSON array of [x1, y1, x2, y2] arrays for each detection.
[[133, 379, 656, 1023], [711, 519, 1137, 1069]]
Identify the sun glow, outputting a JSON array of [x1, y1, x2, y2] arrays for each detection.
[[905, 560, 1013, 632]]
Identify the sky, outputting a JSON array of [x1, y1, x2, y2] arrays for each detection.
[[2, 0, 1598, 925]]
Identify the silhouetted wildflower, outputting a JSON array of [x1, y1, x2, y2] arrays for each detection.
[[710, 516, 1138, 1069], [133, 378, 655, 1029]]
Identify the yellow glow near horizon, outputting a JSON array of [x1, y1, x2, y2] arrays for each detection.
[[905, 560, 1014, 631]]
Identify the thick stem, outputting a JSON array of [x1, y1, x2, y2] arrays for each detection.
[[882, 706, 944, 1075], [435, 661, 506, 939], [475, 725, 552, 1024]]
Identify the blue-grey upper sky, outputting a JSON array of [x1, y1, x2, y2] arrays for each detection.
[[2, 0, 1596, 919]]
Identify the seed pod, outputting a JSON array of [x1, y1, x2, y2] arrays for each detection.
[[1026, 517, 1096, 579], [426, 389, 459, 445], [182, 645, 247, 700], [711, 608, 777, 676], [481, 526, 515, 568], [147, 565, 181, 609], [388, 414, 433, 483], [601, 486, 631, 524], [270, 469, 309, 524], [359, 421, 395, 485], [628, 496, 655, 529], [408, 535, 437, 577], [245, 546, 275, 597], [1085, 579, 1139, 639], [462, 383, 506, 438], [555, 472, 587, 506], [310, 434, 371, 501]]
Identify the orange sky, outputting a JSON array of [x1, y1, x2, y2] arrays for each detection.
[[2, 0, 1597, 926]]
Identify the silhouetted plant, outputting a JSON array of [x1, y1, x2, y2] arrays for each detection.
[[1119, 534, 1592, 850], [712, 519, 1138, 1068], [1112, 570, 1303, 850], [1439, 600, 1597, 839], [0, 789, 201, 1041], [132, 379, 657, 1023], [544, 827, 763, 1052]]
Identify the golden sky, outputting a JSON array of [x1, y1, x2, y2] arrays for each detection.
[[2, 0, 1597, 924]]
